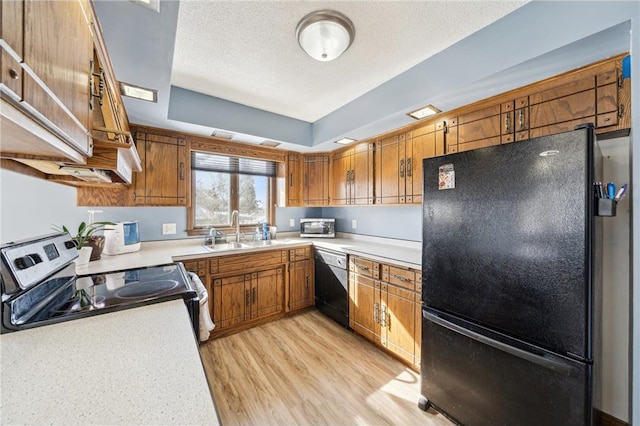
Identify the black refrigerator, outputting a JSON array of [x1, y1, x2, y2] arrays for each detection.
[[419, 127, 603, 426]]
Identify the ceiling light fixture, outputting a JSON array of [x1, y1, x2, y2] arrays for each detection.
[[260, 141, 281, 148], [296, 10, 355, 62], [335, 137, 357, 145], [211, 130, 234, 140], [119, 82, 157, 103], [408, 104, 441, 120]]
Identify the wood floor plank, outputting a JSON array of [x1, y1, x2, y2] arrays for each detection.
[[200, 309, 452, 426]]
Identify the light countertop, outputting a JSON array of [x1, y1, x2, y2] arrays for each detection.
[[78, 233, 421, 275], [0, 300, 220, 426]]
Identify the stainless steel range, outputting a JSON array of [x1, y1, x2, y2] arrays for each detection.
[[1, 233, 200, 338]]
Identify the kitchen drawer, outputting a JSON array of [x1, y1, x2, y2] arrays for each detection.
[[382, 265, 416, 291], [349, 256, 380, 279], [289, 247, 310, 261], [217, 250, 288, 275], [183, 259, 206, 278]]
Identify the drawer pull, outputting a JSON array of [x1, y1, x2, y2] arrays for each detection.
[[391, 273, 412, 283], [245, 290, 250, 307], [9, 68, 19, 80], [518, 109, 525, 130], [356, 264, 370, 272], [374, 302, 379, 323], [252, 287, 256, 304]]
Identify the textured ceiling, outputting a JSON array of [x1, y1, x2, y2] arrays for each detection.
[[171, 1, 528, 123]]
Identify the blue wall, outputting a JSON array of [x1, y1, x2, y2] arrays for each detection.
[[320, 206, 422, 242]]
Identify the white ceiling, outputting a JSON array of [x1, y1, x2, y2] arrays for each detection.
[[171, 1, 528, 123]]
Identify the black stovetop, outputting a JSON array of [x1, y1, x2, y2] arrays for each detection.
[[5, 263, 196, 331]]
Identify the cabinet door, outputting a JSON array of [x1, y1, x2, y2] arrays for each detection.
[[375, 135, 401, 204], [383, 284, 416, 365], [287, 153, 302, 206], [457, 104, 501, 152], [408, 124, 444, 204], [213, 274, 249, 329], [23, 0, 92, 155], [250, 267, 284, 319], [529, 76, 595, 139], [349, 272, 377, 341], [331, 150, 350, 205], [133, 131, 187, 206], [303, 155, 329, 205], [289, 259, 313, 311], [352, 142, 374, 205]]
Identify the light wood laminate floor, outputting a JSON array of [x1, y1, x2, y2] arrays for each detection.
[[200, 310, 453, 426]]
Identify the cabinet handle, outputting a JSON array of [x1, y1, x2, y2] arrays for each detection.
[[399, 159, 405, 178], [391, 273, 412, 283], [387, 312, 391, 330], [289, 173, 293, 186], [356, 264, 370, 272], [179, 162, 185, 180], [351, 169, 355, 183], [518, 109, 525, 131], [8, 69, 19, 80], [252, 287, 256, 304], [374, 302, 379, 323], [406, 157, 412, 177], [504, 113, 511, 133], [90, 60, 105, 109], [245, 290, 250, 307], [380, 305, 387, 327]]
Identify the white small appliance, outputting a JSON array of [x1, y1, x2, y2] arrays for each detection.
[[103, 221, 141, 255]]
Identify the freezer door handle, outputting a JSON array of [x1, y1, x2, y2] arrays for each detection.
[[424, 310, 579, 376]]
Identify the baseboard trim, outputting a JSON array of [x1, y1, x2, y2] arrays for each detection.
[[595, 409, 627, 426]]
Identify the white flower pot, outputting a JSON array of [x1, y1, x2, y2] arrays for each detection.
[[76, 246, 93, 267]]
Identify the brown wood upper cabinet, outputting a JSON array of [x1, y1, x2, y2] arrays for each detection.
[[286, 153, 302, 206], [302, 155, 330, 205], [132, 129, 188, 206], [1, 0, 93, 162], [375, 122, 444, 204], [331, 143, 374, 205]]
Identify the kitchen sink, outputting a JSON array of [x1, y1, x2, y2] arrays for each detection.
[[245, 240, 287, 247], [202, 242, 251, 252]]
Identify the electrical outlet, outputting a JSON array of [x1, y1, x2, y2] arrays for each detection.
[[290, 219, 295, 227], [162, 223, 176, 235], [352, 219, 357, 229]]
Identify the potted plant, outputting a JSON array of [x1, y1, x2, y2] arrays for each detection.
[[52, 221, 115, 264]]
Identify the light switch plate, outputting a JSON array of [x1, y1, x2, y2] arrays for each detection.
[[351, 219, 357, 229], [289, 219, 295, 227], [162, 223, 177, 235]]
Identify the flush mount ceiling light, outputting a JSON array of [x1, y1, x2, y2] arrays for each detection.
[[407, 104, 441, 120], [335, 137, 357, 145], [119, 82, 157, 103], [296, 10, 355, 62]]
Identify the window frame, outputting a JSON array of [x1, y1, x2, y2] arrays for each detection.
[[187, 153, 278, 236]]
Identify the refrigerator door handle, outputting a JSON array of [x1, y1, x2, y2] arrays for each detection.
[[424, 311, 579, 376]]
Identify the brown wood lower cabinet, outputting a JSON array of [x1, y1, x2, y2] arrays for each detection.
[[349, 255, 422, 370], [288, 258, 314, 312], [181, 244, 314, 338]]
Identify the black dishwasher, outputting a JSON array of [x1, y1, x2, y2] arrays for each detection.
[[314, 248, 349, 328]]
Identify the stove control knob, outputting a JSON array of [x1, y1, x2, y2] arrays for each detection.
[[14, 254, 42, 270]]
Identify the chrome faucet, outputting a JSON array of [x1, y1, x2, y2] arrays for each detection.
[[231, 210, 240, 242]]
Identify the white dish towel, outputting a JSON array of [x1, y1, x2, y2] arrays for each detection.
[[187, 272, 215, 341]]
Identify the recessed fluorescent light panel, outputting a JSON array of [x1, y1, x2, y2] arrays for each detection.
[[260, 141, 281, 148], [407, 104, 441, 120], [211, 130, 234, 140], [119, 82, 157, 103], [129, 0, 159, 13], [335, 137, 357, 145]]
